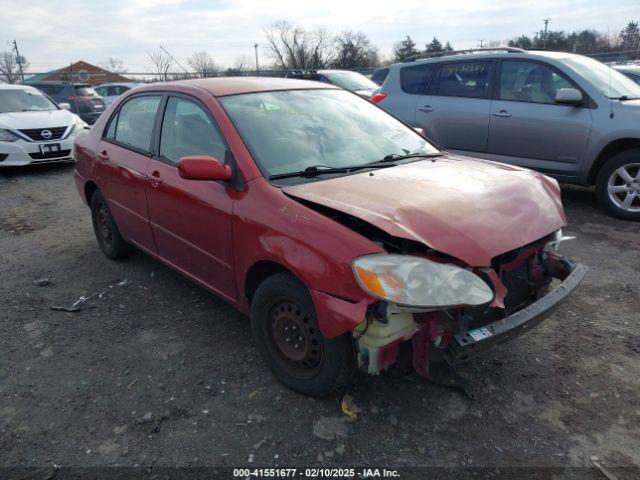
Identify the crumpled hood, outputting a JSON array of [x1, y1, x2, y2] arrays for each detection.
[[0, 109, 75, 130], [283, 155, 566, 267]]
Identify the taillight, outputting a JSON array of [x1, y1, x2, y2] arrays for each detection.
[[68, 95, 92, 102], [371, 93, 387, 104]]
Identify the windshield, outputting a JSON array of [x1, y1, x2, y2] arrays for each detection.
[[562, 56, 640, 99], [322, 71, 378, 91], [220, 89, 439, 179], [0, 88, 58, 113]]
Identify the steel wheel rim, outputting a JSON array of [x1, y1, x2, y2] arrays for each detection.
[[607, 163, 640, 213], [269, 299, 323, 377], [97, 204, 113, 245]]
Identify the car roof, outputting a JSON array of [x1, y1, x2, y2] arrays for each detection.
[[614, 65, 640, 72], [394, 49, 578, 68], [96, 82, 140, 88], [0, 83, 39, 91], [141, 77, 338, 97]]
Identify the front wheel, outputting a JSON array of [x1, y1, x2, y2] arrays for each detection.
[[596, 149, 640, 221], [250, 272, 355, 396]]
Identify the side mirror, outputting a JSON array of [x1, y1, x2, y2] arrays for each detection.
[[555, 88, 583, 105], [178, 155, 232, 182], [59, 102, 71, 110]]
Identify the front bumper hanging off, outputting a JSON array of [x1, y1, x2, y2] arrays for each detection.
[[445, 259, 589, 364]]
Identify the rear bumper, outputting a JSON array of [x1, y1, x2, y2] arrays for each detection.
[[445, 258, 588, 364]]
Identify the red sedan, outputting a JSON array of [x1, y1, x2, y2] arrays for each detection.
[[73, 78, 587, 396]]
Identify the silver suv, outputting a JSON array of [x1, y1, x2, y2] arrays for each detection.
[[374, 48, 640, 221]]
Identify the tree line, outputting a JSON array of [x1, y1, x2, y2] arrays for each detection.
[[1, 20, 639, 83]]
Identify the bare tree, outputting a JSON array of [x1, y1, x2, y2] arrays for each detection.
[[148, 49, 173, 81], [264, 20, 332, 70], [332, 31, 379, 69], [99, 57, 126, 74], [0, 51, 28, 84], [187, 51, 219, 78]]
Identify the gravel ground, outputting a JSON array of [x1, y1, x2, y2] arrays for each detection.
[[1, 164, 639, 479]]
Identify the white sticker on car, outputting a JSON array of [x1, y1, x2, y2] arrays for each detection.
[[469, 327, 492, 342]]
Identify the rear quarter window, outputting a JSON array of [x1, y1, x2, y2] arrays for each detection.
[[430, 61, 493, 99], [400, 64, 436, 94]]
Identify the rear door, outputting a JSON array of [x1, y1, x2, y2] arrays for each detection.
[[97, 93, 162, 252], [486, 59, 592, 175], [414, 60, 494, 157], [145, 94, 236, 302]]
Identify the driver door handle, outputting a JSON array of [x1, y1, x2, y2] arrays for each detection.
[[148, 170, 163, 187], [418, 104, 433, 113], [97, 150, 109, 162], [492, 109, 512, 118]]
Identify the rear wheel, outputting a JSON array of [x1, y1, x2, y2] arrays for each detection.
[[90, 190, 133, 259], [250, 272, 354, 396], [596, 149, 640, 221]]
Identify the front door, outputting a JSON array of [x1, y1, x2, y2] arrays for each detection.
[[486, 60, 592, 176], [97, 94, 162, 252], [145, 95, 236, 302], [414, 60, 494, 157]]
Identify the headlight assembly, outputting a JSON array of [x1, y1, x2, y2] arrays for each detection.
[[0, 129, 19, 142], [352, 254, 494, 309]]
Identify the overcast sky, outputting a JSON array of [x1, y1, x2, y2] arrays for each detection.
[[1, 0, 637, 73]]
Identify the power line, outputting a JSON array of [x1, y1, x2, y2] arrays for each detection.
[[159, 45, 190, 77]]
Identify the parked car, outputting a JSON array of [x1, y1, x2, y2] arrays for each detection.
[[374, 49, 640, 221], [30, 81, 106, 124], [0, 83, 88, 167], [73, 78, 586, 396], [286, 70, 378, 98], [95, 82, 142, 106], [614, 65, 640, 85], [370, 67, 389, 86]]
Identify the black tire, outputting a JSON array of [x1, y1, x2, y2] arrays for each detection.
[[90, 190, 134, 259], [595, 149, 640, 221], [250, 272, 355, 396]]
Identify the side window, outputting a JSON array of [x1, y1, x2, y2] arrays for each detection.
[[108, 95, 161, 153], [400, 63, 435, 94], [159, 97, 227, 165], [500, 61, 574, 104], [431, 61, 492, 98], [95, 87, 106, 96], [105, 112, 118, 140]]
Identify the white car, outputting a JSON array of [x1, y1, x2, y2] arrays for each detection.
[[0, 84, 88, 167], [95, 82, 142, 106]]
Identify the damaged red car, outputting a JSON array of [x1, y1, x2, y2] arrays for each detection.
[[73, 78, 588, 396]]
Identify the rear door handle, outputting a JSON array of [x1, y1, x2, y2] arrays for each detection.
[[418, 105, 433, 112], [492, 110, 512, 118], [148, 170, 163, 187], [97, 150, 109, 162]]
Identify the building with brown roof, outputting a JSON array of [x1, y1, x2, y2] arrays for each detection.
[[24, 61, 132, 86]]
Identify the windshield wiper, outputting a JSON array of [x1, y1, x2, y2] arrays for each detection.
[[269, 163, 392, 181], [612, 95, 640, 101], [374, 151, 444, 163]]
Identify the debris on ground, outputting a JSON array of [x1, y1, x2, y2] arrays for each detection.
[[590, 456, 618, 480], [340, 394, 360, 420], [312, 416, 349, 441], [34, 278, 51, 287], [51, 280, 128, 313]]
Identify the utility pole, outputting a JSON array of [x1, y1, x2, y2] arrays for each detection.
[[12, 40, 24, 82], [543, 18, 550, 49], [478, 39, 485, 48], [254, 43, 259, 74]]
